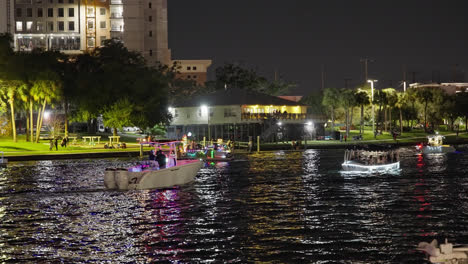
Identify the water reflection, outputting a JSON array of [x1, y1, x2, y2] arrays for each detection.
[[0, 150, 467, 263]]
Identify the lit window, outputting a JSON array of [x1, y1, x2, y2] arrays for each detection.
[[87, 20, 94, 29], [16, 21, 23, 31], [26, 21, 33, 31]]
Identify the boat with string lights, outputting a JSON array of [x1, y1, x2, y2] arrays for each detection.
[[104, 141, 202, 190], [341, 147, 400, 172], [416, 133, 456, 154]]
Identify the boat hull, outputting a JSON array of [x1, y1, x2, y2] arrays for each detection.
[[342, 161, 400, 172], [104, 160, 202, 190]]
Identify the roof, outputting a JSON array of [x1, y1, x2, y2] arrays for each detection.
[[174, 88, 305, 107]]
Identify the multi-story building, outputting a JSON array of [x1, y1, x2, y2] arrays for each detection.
[[172, 59, 212, 86], [0, 0, 171, 64]]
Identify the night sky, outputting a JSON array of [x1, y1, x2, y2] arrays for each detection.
[[168, 0, 468, 95]]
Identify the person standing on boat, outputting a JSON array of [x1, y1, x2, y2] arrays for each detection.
[[149, 149, 155, 161], [169, 150, 177, 166], [156, 150, 166, 169]]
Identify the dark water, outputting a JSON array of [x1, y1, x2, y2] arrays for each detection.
[[1, 149, 467, 263]]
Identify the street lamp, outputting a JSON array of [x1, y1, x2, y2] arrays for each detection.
[[367, 79, 378, 136], [201, 105, 210, 140]]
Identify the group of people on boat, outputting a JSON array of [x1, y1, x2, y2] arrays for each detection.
[[347, 149, 399, 165], [146, 149, 177, 169]]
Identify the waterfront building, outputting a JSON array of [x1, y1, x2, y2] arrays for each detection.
[[167, 88, 326, 142], [0, 0, 171, 64]]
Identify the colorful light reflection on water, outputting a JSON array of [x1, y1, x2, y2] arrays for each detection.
[[0, 149, 467, 263]]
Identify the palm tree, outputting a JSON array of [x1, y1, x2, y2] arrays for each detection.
[[395, 92, 407, 134], [0, 80, 27, 142], [31, 70, 62, 143], [416, 87, 434, 132], [354, 89, 370, 135], [383, 88, 397, 132]]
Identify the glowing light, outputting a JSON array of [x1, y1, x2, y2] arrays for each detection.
[[187, 132, 192, 137], [306, 121, 313, 126], [44, 111, 50, 120], [277, 122, 282, 126], [168, 107, 173, 112]]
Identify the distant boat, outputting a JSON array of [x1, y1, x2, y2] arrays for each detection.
[[417, 134, 455, 154], [341, 148, 400, 172], [104, 141, 202, 190]]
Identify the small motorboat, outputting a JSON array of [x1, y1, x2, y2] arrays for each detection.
[[341, 148, 400, 172], [417, 239, 468, 263], [104, 141, 202, 190], [417, 134, 455, 154]]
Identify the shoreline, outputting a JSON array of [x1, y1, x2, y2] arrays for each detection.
[[4, 138, 468, 161]]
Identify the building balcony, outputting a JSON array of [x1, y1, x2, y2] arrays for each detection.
[[241, 113, 326, 122]]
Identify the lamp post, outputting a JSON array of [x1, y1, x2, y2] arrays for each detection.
[[367, 79, 378, 136]]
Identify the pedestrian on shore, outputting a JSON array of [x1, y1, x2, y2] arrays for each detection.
[[49, 139, 53, 151], [54, 138, 58, 151], [340, 134, 343, 142], [344, 135, 347, 142]]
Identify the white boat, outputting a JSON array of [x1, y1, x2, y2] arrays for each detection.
[[341, 149, 400, 172], [417, 239, 468, 263], [104, 141, 202, 190], [419, 134, 456, 154]]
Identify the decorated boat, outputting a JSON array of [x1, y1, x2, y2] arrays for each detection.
[[417, 239, 468, 263], [181, 137, 233, 161], [342, 147, 400, 172], [104, 141, 202, 190], [417, 134, 455, 154]]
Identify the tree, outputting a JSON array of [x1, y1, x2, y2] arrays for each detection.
[[322, 88, 341, 132], [373, 89, 388, 133], [339, 88, 356, 137], [208, 63, 295, 95], [0, 80, 27, 142], [354, 88, 370, 134], [102, 99, 134, 136]]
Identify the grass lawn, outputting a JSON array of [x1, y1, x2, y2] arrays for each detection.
[[0, 134, 155, 156]]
